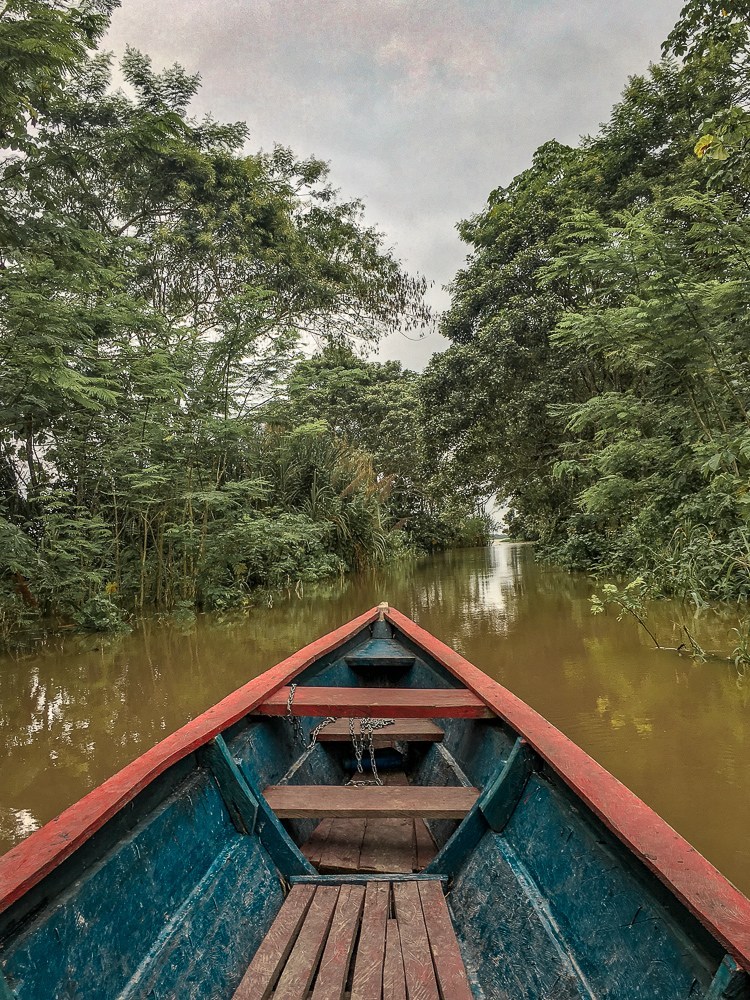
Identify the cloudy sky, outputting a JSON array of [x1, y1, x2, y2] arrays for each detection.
[[105, 0, 684, 370]]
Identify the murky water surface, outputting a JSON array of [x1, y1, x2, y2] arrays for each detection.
[[1, 544, 749, 892]]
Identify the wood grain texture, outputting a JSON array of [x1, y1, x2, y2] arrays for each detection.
[[232, 884, 315, 1000], [386, 606, 750, 972], [351, 881, 389, 1000], [319, 819, 367, 874], [384, 771, 410, 787], [383, 919, 407, 1000], [254, 686, 492, 719], [414, 820, 438, 871], [302, 818, 334, 867], [317, 719, 444, 745], [359, 819, 415, 874], [311, 884, 365, 1000], [0, 607, 380, 915], [263, 785, 478, 819], [290, 875, 448, 885], [274, 885, 340, 1000], [418, 881, 473, 1000], [234, 878, 469, 1000], [392, 881, 439, 1000]]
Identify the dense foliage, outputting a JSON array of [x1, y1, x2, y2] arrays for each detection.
[[265, 346, 491, 553], [423, 0, 750, 604], [0, 1, 489, 642]]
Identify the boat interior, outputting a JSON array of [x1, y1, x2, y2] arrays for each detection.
[[235, 618, 511, 878], [0, 614, 745, 999]]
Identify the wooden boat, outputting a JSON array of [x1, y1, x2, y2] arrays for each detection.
[[1, 604, 749, 999]]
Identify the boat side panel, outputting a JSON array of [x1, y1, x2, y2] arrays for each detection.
[[449, 834, 587, 999], [119, 837, 283, 999], [229, 717, 347, 847], [437, 717, 516, 789], [0, 608, 379, 919], [401, 651, 462, 690], [404, 718, 514, 851], [0, 757, 195, 944], [1, 770, 281, 1000], [501, 771, 719, 998], [386, 607, 750, 971]]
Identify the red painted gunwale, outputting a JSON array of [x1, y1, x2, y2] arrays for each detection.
[[385, 607, 750, 972], [253, 686, 492, 718], [0, 607, 379, 916]]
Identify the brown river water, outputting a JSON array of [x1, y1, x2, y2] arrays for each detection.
[[1, 543, 749, 894]]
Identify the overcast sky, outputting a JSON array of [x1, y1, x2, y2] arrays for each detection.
[[105, 0, 684, 370]]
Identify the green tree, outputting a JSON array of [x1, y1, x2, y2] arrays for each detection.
[[423, 4, 750, 599], [0, 23, 431, 638], [268, 346, 490, 552]]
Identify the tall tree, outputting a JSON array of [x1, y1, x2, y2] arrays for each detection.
[[268, 346, 490, 551], [423, 4, 750, 598], [0, 22, 432, 636]]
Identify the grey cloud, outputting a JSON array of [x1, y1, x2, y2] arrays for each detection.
[[106, 0, 684, 370]]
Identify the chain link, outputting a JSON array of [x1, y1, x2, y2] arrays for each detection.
[[287, 683, 337, 748], [346, 717, 394, 786], [308, 716, 337, 749], [285, 684, 395, 785], [285, 683, 304, 744]]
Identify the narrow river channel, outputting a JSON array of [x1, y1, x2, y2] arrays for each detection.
[[1, 543, 748, 894]]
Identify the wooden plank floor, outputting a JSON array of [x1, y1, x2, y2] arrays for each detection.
[[233, 881, 473, 1000], [300, 773, 438, 875]]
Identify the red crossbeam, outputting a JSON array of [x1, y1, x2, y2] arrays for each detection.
[[252, 686, 493, 719]]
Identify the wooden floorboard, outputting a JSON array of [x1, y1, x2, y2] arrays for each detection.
[[383, 918, 407, 1000], [264, 785, 478, 819], [238, 880, 472, 1000], [418, 881, 474, 1000], [311, 884, 366, 1000], [299, 774, 440, 875], [302, 817, 434, 875], [350, 881, 389, 1000], [392, 881, 440, 1000], [232, 884, 315, 1000], [254, 686, 493, 719], [414, 820, 438, 871], [273, 886, 340, 1000], [319, 819, 367, 874], [384, 772, 409, 787], [302, 818, 334, 867], [359, 819, 415, 874]]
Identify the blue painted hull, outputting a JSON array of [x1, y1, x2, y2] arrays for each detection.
[[0, 611, 748, 999]]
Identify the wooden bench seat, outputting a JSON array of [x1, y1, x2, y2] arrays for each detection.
[[316, 718, 444, 745], [345, 638, 416, 668], [232, 880, 473, 1000], [263, 784, 478, 819], [252, 686, 493, 719]]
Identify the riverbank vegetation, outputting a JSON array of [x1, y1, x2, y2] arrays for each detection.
[[0, 1, 488, 643], [423, 0, 750, 608]]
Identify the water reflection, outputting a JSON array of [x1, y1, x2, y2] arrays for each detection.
[[1, 544, 748, 895]]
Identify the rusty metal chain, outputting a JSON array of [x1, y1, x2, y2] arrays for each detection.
[[346, 717, 394, 786], [285, 684, 395, 785]]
